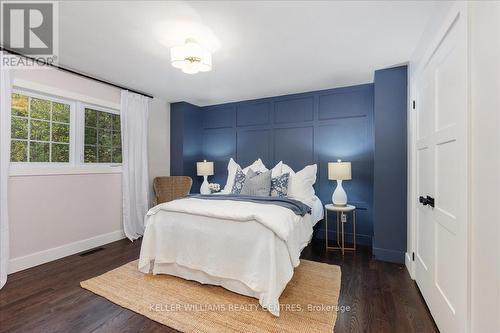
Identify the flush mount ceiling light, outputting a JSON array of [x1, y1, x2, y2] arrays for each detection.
[[170, 38, 212, 74]]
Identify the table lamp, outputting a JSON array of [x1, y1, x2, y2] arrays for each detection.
[[328, 160, 352, 206], [197, 160, 214, 195]]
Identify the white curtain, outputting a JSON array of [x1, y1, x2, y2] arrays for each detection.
[[0, 53, 12, 288], [121, 90, 150, 240]]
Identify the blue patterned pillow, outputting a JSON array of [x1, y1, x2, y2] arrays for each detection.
[[231, 169, 246, 194], [270, 172, 290, 197]]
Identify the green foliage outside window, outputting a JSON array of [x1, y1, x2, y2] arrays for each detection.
[[84, 108, 121, 163], [11, 93, 28, 117], [10, 140, 27, 162], [83, 108, 122, 163], [10, 93, 71, 163], [10, 93, 120, 165], [53, 102, 70, 123], [30, 98, 51, 120]]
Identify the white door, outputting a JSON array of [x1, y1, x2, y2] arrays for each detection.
[[415, 9, 468, 333]]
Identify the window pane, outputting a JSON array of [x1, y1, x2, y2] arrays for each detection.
[[52, 123, 69, 143], [112, 130, 121, 147], [11, 93, 28, 117], [11, 117, 28, 139], [84, 109, 121, 164], [11, 140, 27, 162], [11, 93, 73, 163], [112, 114, 120, 130], [84, 127, 97, 145], [98, 146, 112, 163], [53, 102, 70, 123], [97, 111, 112, 129], [112, 148, 122, 163], [52, 143, 69, 162], [84, 145, 97, 163], [30, 120, 50, 141], [85, 108, 97, 127], [30, 98, 51, 120], [99, 129, 112, 146], [30, 142, 50, 162]]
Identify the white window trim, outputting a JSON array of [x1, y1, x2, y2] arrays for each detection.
[[9, 88, 123, 176]]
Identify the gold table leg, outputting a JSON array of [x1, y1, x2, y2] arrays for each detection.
[[341, 213, 345, 255], [325, 207, 328, 250], [326, 208, 356, 253], [336, 212, 340, 247], [353, 210, 356, 250]]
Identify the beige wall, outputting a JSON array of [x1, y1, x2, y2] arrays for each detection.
[[148, 98, 171, 203], [8, 66, 169, 273], [469, 2, 500, 332], [9, 174, 122, 259]]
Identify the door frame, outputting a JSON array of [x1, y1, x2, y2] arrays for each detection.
[[406, 1, 471, 331]]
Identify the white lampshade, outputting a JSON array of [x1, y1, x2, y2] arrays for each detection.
[[197, 160, 214, 176], [328, 160, 352, 180]]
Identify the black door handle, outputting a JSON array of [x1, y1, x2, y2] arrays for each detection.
[[419, 195, 435, 207], [426, 195, 435, 208]]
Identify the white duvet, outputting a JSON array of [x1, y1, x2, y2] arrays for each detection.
[[138, 196, 323, 316]]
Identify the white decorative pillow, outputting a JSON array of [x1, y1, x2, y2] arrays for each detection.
[[222, 158, 240, 193], [282, 163, 317, 206], [271, 161, 283, 178], [242, 158, 268, 174]]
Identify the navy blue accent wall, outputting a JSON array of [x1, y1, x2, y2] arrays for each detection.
[[373, 65, 408, 263], [170, 102, 203, 190], [170, 74, 408, 254], [171, 84, 375, 246]]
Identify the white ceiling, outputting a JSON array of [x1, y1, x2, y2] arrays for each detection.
[[58, 1, 441, 106]]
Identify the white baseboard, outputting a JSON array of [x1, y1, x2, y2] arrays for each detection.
[[405, 251, 415, 280], [8, 229, 126, 274]]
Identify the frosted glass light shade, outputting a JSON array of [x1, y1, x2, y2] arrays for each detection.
[[170, 46, 186, 69], [328, 160, 352, 180], [198, 51, 212, 72], [170, 38, 212, 74], [197, 160, 214, 176]]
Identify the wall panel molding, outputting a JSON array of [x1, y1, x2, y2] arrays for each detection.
[[172, 83, 377, 244], [274, 96, 314, 124], [203, 105, 236, 129], [236, 102, 271, 127]]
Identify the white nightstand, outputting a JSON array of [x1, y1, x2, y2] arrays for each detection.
[[324, 204, 356, 254]]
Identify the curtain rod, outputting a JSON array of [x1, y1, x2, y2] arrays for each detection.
[[0, 46, 154, 99]]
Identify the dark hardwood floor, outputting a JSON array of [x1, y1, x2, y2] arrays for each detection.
[[0, 238, 438, 333]]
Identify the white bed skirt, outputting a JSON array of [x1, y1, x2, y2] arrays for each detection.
[[152, 261, 259, 299]]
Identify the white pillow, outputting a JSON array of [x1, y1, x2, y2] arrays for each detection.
[[242, 158, 268, 174], [282, 163, 317, 206], [222, 158, 240, 193], [271, 161, 283, 178], [222, 158, 270, 193]]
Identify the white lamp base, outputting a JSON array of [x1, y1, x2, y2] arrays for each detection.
[[200, 175, 210, 195], [332, 180, 348, 206]]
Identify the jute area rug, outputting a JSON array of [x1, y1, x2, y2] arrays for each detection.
[[81, 259, 341, 333]]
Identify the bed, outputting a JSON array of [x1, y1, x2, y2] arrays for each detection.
[[138, 194, 323, 316]]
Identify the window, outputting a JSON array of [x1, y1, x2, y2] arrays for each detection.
[[84, 108, 122, 163], [11, 93, 71, 163], [9, 89, 122, 173]]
